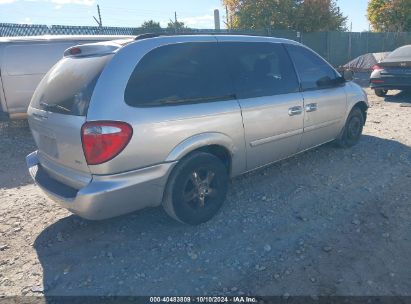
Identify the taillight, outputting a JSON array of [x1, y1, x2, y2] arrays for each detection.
[[81, 121, 133, 165], [372, 65, 382, 71]]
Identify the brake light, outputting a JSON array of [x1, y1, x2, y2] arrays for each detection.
[[81, 121, 133, 165], [372, 65, 383, 71]]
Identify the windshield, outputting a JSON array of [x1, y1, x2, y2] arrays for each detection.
[[31, 54, 112, 116]]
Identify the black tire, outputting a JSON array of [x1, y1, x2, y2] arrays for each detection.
[[162, 152, 229, 225], [375, 89, 388, 97], [336, 107, 365, 148]]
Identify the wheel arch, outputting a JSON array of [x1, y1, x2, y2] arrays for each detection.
[[351, 101, 368, 125], [165, 132, 238, 176]]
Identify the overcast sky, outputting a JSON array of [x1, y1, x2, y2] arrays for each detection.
[[0, 0, 370, 32]]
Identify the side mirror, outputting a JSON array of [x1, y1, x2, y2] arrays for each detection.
[[342, 69, 354, 82]]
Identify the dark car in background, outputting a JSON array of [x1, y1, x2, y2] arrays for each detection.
[[370, 45, 411, 97]]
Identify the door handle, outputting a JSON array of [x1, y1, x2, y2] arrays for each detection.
[[288, 106, 303, 116], [305, 103, 318, 112]]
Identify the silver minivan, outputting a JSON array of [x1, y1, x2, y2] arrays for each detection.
[[26, 34, 368, 225]]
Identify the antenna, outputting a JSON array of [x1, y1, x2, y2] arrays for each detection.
[[93, 4, 103, 28]]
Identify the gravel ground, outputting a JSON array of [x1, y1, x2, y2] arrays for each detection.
[[0, 88, 410, 297]]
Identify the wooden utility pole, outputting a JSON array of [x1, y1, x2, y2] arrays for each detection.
[[174, 11, 178, 33], [214, 9, 220, 31], [93, 4, 102, 28], [225, 5, 229, 30], [348, 22, 352, 64]]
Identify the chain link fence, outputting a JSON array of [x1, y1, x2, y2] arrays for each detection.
[[0, 23, 137, 37], [2, 23, 411, 67]]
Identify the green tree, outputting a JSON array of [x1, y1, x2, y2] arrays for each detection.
[[167, 20, 187, 32], [295, 0, 347, 31], [222, 0, 347, 31], [140, 20, 162, 31], [368, 0, 411, 32], [234, 0, 295, 30]]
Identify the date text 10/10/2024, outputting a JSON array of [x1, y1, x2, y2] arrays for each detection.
[[149, 297, 258, 303]]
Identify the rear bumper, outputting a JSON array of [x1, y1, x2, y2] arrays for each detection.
[[27, 151, 176, 220], [370, 76, 411, 91], [370, 83, 411, 90]]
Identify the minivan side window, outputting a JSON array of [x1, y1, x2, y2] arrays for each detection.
[[286, 44, 341, 91], [219, 42, 300, 99], [125, 42, 234, 107]]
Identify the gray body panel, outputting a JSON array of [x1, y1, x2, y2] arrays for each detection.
[[0, 35, 132, 118], [299, 86, 347, 150], [27, 151, 175, 220], [239, 93, 304, 170], [26, 35, 368, 220], [28, 108, 91, 189]]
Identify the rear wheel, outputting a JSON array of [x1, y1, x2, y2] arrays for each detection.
[[336, 107, 364, 148], [375, 89, 388, 97], [163, 152, 229, 225]]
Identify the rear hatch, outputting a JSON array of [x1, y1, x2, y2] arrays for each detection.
[[379, 60, 411, 74], [378, 45, 411, 78], [377, 61, 411, 86], [28, 44, 117, 189]]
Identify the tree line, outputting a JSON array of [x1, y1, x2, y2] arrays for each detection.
[[137, 0, 411, 33], [368, 0, 411, 32], [138, 20, 186, 32], [223, 0, 347, 32]]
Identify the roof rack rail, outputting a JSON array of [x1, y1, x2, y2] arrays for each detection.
[[134, 33, 161, 41], [133, 32, 273, 41]]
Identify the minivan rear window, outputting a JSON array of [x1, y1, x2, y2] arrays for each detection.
[[31, 55, 112, 116]]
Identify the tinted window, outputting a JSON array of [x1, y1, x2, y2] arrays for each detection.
[[31, 55, 112, 116], [286, 45, 340, 91], [219, 42, 299, 99], [125, 43, 234, 107]]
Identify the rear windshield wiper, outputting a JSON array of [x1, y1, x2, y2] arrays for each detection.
[[40, 102, 71, 113]]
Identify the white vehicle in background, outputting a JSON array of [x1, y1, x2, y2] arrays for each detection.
[[0, 35, 132, 120]]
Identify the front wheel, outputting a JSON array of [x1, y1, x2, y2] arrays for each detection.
[[375, 89, 388, 97], [336, 107, 365, 148], [162, 152, 229, 225]]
